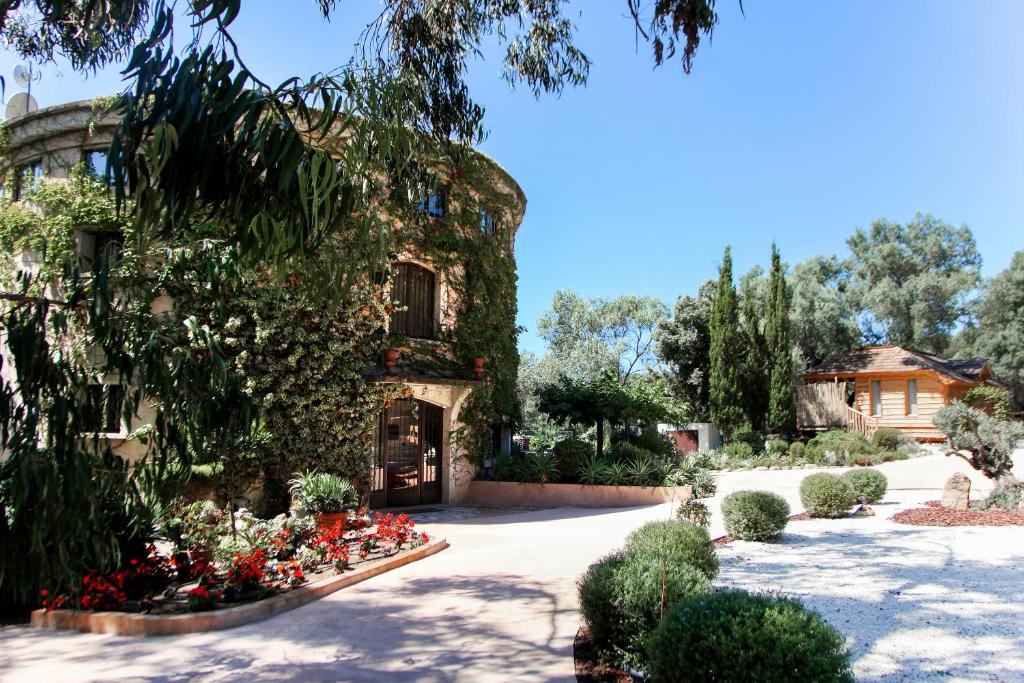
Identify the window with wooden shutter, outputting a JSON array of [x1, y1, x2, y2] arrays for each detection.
[[390, 263, 436, 339]]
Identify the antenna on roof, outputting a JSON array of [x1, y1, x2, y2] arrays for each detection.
[[6, 64, 40, 119]]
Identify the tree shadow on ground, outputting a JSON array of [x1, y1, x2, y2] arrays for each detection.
[[0, 573, 574, 682], [718, 524, 1024, 682]]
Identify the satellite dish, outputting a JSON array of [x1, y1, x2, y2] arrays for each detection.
[[13, 64, 32, 89], [6, 92, 38, 119]]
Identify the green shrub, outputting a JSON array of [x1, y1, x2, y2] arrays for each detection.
[[553, 439, 593, 483], [765, 439, 789, 456], [807, 429, 873, 457], [578, 455, 610, 485], [629, 429, 678, 459], [577, 551, 711, 668], [688, 470, 717, 498], [624, 452, 664, 487], [721, 490, 790, 541], [624, 520, 718, 581], [844, 451, 882, 467], [721, 441, 754, 460], [609, 440, 659, 465], [976, 482, 1023, 511], [962, 386, 1013, 421], [871, 427, 903, 451], [788, 441, 806, 459], [732, 429, 765, 453], [800, 473, 855, 518], [842, 468, 887, 504], [676, 499, 710, 528], [646, 590, 854, 683]]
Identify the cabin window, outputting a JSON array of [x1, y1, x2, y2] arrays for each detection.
[[84, 384, 126, 434], [418, 189, 447, 218], [870, 380, 882, 416], [389, 262, 436, 339], [906, 379, 918, 416]]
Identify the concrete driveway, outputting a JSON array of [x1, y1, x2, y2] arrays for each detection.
[[0, 452, 1013, 682]]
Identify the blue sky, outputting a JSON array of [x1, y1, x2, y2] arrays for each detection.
[[3, 1, 1022, 356]]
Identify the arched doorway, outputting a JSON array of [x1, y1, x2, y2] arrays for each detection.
[[370, 398, 443, 508]]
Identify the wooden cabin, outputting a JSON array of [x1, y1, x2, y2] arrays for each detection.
[[797, 345, 1004, 441]]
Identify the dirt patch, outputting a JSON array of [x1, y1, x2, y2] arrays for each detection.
[[574, 627, 631, 683], [891, 500, 1024, 527]]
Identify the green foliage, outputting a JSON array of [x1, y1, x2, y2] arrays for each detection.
[[788, 441, 806, 459], [676, 499, 711, 528], [842, 469, 887, 504], [765, 438, 790, 456], [959, 251, 1024, 408], [578, 454, 611, 486], [976, 482, 1023, 511], [721, 490, 791, 541], [687, 470, 717, 498], [608, 440, 656, 465], [646, 590, 854, 683], [962, 386, 1013, 421], [806, 429, 873, 459], [721, 441, 754, 459], [871, 427, 904, 451], [732, 428, 765, 453], [788, 255, 860, 371], [655, 280, 714, 420], [766, 244, 796, 433], [800, 473, 856, 518], [847, 213, 981, 354], [577, 551, 712, 669], [288, 471, 358, 514], [934, 401, 1024, 482], [709, 246, 746, 435], [526, 453, 560, 484], [553, 438, 593, 483], [623, 520, 718, 581], [739, 266, 769, 431]]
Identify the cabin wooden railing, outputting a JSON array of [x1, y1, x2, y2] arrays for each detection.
[[844, 405, 880, 439]]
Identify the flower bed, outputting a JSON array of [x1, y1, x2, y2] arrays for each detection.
[[35, 509, 431, 622], [891, 500, 1024, 527]]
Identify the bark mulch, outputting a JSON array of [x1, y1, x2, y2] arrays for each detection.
[[891, 500, 1024, 527], [574, 627, 631, 683]]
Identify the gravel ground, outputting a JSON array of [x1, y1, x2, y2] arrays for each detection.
[[716, 489, 1024, 682]]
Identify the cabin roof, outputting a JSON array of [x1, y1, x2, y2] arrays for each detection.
[[805, 345, 992, 384]]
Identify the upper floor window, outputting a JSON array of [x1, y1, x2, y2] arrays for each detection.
[[390, 262, 435, 339], [12, 159, 43, 200], [480, 209, 500, 237], [82, 149, 110, 180], [418, 189, 447, 218]]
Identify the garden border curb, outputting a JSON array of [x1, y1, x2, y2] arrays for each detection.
[[29, 537, 449, 637]]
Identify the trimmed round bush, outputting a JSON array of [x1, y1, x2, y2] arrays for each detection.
[[871, 427, 903, 451], [788, 441, 806, 459], [624, 520, 718, 581], [765, 439, 789, 456], [842, 468, 887, 504], [800, 473, 856, 518], [554, 438, 594, 483], [646, 590, 854, 683], [577, 551, 711, 667], [721, 490, 791, 541], [721, 441, 754, 460]]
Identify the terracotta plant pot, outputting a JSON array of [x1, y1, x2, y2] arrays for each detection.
[[471, 356, 485, 379], [383, 348, 399, 374], [314, 511, 348, 536]]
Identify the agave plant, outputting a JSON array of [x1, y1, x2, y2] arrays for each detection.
[[288, 470, 358, 514], [578, 455, 610, 486], [527, 453, 560, 484], [688, 471, 717, 499], [604, 461, 628, 486], [625, 454, 660, 487]]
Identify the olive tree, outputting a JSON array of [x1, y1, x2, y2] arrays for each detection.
[[934, 402, 1024, 485]]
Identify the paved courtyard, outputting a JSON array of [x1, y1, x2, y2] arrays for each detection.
[[0, 452, 1021, 682]]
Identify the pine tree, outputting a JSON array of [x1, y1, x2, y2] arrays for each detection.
[[766, 244, 796, 434], [739, 271, 769, 431], [709, 246, 746, 436]]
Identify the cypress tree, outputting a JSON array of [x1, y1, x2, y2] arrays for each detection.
[[766, 243, 796, 434], [709, 246, 746, 436], [739, 271, 769, 431]]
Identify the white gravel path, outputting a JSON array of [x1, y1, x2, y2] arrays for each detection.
[[716, 488, 1024, 682]]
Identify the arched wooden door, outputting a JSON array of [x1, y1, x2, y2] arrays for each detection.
[[370, 398, 443, 508]]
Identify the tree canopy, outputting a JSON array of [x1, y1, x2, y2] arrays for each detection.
[[655, 280, 714, 421]]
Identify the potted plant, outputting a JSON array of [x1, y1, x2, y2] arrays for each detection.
[[288, 471, 359, 534]]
